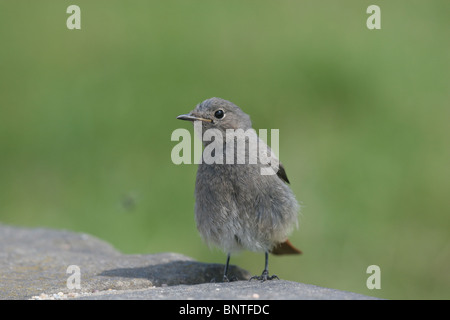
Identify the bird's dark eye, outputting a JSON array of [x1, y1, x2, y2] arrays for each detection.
[[214, 110, 224, 119]]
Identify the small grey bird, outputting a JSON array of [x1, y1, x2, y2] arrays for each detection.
[[177, 97, 301, 281]]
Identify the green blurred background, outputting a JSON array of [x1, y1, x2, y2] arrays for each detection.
[[0, 1, 449, 299]]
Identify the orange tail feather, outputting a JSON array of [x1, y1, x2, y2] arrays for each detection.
[[270, 239, 302, 255]]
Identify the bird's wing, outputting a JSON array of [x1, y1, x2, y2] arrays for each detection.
[[259, 138, 290, 184], [276, 162, 290, 184]]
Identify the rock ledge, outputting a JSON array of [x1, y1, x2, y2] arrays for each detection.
[[0, 224, 378, 300]]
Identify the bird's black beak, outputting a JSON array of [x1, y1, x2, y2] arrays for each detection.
[[176, 114, 213, 123]]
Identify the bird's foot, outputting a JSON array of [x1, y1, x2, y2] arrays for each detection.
[[223, 274, 239, 282], [249, 270, 279, 282], [210, 275, 239, 283]]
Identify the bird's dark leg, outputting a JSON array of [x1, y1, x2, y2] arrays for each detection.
[[222, 253, 231, 282], [210, 253, 238, 283], [249, 251, 279, 281]]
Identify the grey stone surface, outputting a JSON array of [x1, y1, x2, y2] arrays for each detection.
[[0, 224, 248, 299], [0, 224, 379, 300], [76, 280, 378, 300]]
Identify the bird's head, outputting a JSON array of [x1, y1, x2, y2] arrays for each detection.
[[177, 97, 252, 133]]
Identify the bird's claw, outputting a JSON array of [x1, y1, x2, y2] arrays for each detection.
[[211, 275, 239, 283], [249, 270, 279, 282], [223, 275, 239, 282]]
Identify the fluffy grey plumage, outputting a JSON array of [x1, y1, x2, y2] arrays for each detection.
[[177, 97, 300, 280]]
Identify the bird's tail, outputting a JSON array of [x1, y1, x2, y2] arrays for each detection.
[[270, 239, 302, 255]]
